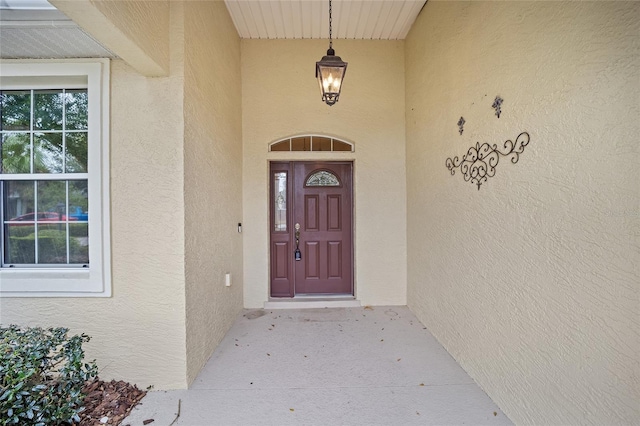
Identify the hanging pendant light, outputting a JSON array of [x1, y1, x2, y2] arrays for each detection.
[[316, 0, 347, 106]]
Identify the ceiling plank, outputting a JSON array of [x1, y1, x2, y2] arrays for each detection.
[[222, 1, 426, 41]]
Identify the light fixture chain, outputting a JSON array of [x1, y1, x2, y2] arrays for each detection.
[[329, 0, 333, 49]]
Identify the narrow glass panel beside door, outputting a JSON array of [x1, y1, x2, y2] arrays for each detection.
[[274, 172, 287, 232]]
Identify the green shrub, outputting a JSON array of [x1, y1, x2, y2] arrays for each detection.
[[7, 230, 82, 264], [6, 227, 33, 238], [0, 326, 98, 425]]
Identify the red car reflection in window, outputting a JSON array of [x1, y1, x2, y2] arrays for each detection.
[[7, 212, 78, 225]]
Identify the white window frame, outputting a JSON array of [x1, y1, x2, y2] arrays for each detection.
[[0, 59, 111, 297]]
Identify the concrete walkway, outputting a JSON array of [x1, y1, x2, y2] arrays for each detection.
[[124, 306, 512, 425]]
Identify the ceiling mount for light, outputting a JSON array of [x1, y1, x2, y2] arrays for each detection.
[[315, 0, 347, 106]]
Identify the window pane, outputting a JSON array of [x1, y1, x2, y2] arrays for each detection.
[[312, 137, 331, 151], [291, 137, 311, 151], [65, 90, 88, 130], [65, 132, 88, 173], [34, 90, 63, 131], [333, 140, 352, 151], [37, 180, 66, 216], [68, 180, 88, 222], [2, 180, 89, 266], [3, 180, 37, 265], [69, 223, 89, 264], [4, 224, 35, 264], [1, 132, 31, 174], [37, 224, 68, 264], [34, 132, 63, 173], [270, 140, 290, 151], [3, 180, 35, 221], [274, 172, 287, 232], [1, 90, 31, 131]]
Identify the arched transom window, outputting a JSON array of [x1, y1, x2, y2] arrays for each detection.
[[269, 135, 354, 152], [306, 170, 341, 187]]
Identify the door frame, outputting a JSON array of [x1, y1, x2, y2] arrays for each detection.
[[269, 160, 354, 298]]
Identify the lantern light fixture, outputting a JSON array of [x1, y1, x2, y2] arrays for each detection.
[[315, 0, 347, 106]]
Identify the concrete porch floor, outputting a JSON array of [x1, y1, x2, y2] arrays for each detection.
[[124, 306, 512, 425]]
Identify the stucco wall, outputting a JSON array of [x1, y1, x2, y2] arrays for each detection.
[[242, 39, 407, 308], [183, 1, 244, 385], [51, 0, 170, 76], [0, 63, 187, 390], [0, 4, 187, 390], [89, 0, 170, 72], [405, 1, 639, 424]]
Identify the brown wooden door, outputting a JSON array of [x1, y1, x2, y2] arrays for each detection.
[[270, 161, 353, 297]]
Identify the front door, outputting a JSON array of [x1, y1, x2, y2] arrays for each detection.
[[270, 161, 353, 297]]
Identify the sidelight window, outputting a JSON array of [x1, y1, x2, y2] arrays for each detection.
[[273, 172, 287, 232]]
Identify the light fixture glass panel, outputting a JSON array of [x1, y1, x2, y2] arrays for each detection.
[[319, 67, 344, 92]]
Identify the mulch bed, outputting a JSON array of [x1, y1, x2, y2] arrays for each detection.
[[77, 379, 147, 426]]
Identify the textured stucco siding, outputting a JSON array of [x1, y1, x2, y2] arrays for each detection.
[[0, 56, 187, 389], [87, 0, 169, 74], [51, 0, 170, 76], [183, 1, 244, 385], [405, 1, 639, 424], [242, 39, 407, 308]]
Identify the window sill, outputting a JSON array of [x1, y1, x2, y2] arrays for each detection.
[[0, 268, 110, 297]]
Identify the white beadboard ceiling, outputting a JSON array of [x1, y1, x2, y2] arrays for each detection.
[[224, 0, 427, 40], [0, 0, 426, 59], [0, 0, 116, 59]]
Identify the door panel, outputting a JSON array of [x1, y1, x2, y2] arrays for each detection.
[[304, 195, 319, 231], [270, 161, 353, 297], [304, 241, 320, 279], [293, 162, 352, 295], [327, 241, 342, 278], [273, 242, 289, 278], [327, 195, 342, 230]]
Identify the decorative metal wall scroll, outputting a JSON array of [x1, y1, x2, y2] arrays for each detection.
[[492, 96, 503, 118], [457, 117, 465, 135], [445, 132, 530, 190]]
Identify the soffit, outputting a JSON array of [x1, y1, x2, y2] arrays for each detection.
[[224, 0, 427, 40], [0, 0, 116, 59], [0, 0, 427, 60]]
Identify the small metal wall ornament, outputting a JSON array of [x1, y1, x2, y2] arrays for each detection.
[[445, 132, 530, 190], [457, 117, 465, 135], [492, 96, 503, 118]]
